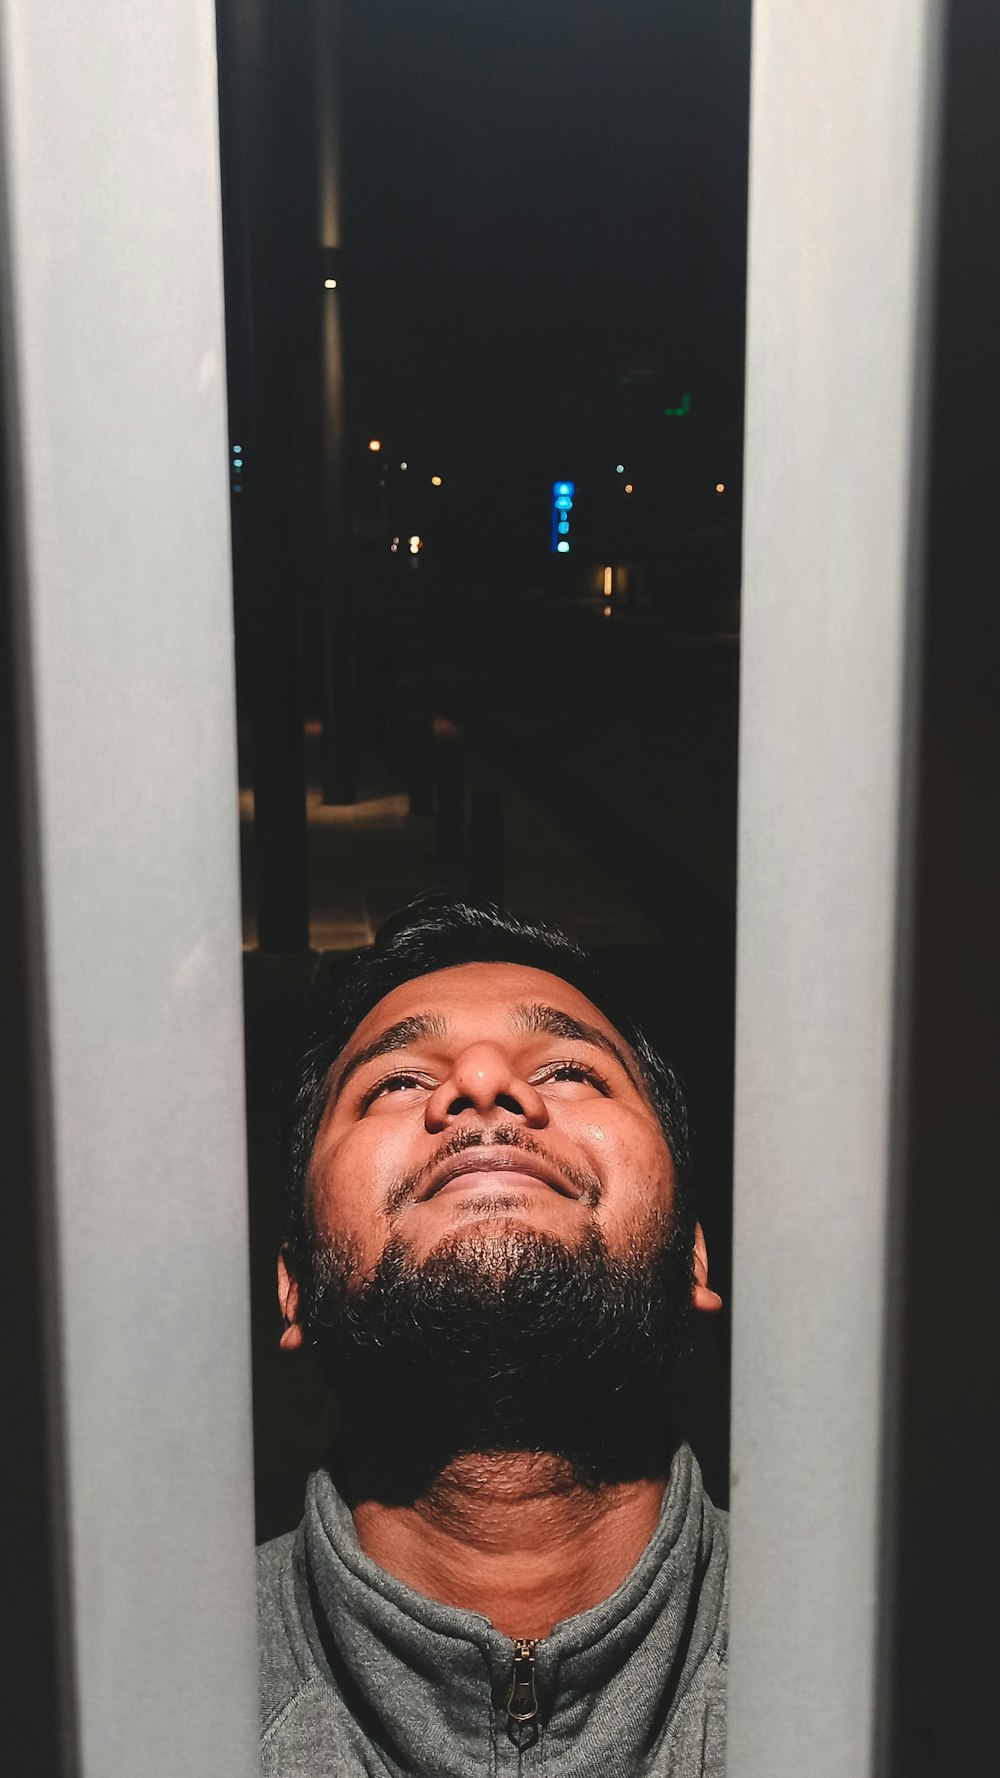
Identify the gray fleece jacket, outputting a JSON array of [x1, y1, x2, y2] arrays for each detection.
[[257, 1441, 727, 1776]]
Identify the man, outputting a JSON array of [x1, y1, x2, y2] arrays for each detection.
[[259, 897, 727, 1776]]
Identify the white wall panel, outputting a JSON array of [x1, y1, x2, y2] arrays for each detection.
[[0, 3, 259, 1773], [729, 3, 943, 1775]]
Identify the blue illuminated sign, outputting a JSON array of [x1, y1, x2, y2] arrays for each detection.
[[551, 479, 575, 554]]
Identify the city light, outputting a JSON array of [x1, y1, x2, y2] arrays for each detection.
[[400, 461, 408, 471], [431, 475, 443, 487], [323, 278, 338, 289], [603, 604, 612, 617], [615, 464, 624, 474], [551, 479, 576, 554], [409, 534, 422, 555], [715, 482, 725, 493], [603, 566, 613, 598], [624, 483, 634, 494], [368, 438, 381, 452], [663, 394, 691, 417]]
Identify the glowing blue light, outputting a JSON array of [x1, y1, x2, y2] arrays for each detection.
[[552, 478, 576, 552], [233, 459, 243, 469], [615, 464, 624, 474], [232, 444, 242, 453]]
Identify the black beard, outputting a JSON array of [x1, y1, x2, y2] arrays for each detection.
[[298, 1209, 694, 1497]]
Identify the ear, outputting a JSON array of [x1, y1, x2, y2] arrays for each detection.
[[691, 1221, 723, 1314], [277, 1246, 305, 1350]]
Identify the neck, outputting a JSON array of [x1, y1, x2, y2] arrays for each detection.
[[334, 1404, 674, 1641]]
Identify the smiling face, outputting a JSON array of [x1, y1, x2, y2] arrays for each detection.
[[308, 962, 676, 1270], [280, 961, 720, 1332]]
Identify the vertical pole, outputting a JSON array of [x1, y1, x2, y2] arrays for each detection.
[[880, 4, 1000, 1770], [0, 2, 258, 1772], [729, 2, 945, 1776], [217, 0, 311, 951], [0, 317, 75, 1778], [315, 0, 357, 805]]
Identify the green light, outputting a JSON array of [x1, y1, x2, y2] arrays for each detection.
[[663, 394, 692, 417]]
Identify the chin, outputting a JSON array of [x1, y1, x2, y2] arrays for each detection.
[[418, 1216, 578, 1271], [433, 1210, 565, 1246], [428, 1187, 582, 1229]]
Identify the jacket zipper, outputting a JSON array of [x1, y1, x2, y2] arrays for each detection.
[[505, 1638, 540, 1730]]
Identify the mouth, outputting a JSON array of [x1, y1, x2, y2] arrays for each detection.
[[418, 1150, 579, 1203]]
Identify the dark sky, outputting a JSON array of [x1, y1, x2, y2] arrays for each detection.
[[341, 0, 751, 484], [224, 1, 753, 569]]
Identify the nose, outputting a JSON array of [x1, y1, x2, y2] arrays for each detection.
[[424, 1042, 549, 1132]]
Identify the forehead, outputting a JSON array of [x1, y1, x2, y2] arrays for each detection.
[[343, 961, 626, 1055]]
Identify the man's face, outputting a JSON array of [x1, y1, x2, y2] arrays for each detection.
[[299, 961, 680, 1281]]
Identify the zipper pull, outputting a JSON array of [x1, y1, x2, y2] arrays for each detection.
[[506, 1638, 540, 1727]]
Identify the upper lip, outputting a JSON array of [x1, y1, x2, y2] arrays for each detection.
[[418, 1148, 579, 1202]]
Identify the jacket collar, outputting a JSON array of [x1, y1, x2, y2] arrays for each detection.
[[293, 1440, 726, 1777]]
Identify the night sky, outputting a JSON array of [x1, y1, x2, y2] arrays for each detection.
[[339, 0, 752, 556]]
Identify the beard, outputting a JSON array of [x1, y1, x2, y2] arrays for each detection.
[[298, 1200, 695, 1492]]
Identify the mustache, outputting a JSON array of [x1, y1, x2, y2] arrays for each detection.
[[383, 1123, 603, 1217]]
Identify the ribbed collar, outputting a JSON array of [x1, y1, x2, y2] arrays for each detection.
[[290, 1441, 727, 1777]]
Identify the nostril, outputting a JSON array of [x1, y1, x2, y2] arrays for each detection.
[[445, 1090, 525, 1118], [496, 1092, 524, 1116]]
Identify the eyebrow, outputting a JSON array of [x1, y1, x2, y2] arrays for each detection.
[[328, 999, 642, 1108], [331, 1014, 450, 1102], [510, 1002, 641, 1090]]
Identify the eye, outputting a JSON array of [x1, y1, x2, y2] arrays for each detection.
[[359, 1070, 435, 1113], [533, 1057, 610, 1096]]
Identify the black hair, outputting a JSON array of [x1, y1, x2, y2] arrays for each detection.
[[284, 895, 691, 1258]]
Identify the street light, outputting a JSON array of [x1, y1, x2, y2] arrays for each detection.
[[431, 475, 443, 487], [368, 438, 381, 453]]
